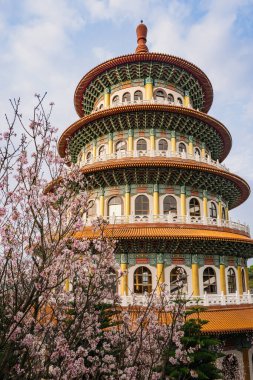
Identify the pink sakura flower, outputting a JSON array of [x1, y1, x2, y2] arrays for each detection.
[[0, 207, 6, 217], [3, 131, 10, 140]]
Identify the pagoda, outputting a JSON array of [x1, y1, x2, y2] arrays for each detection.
[[58, 23, 253, 378]]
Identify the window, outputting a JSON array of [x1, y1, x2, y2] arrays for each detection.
[[242, 269, 246, 293], [222, 207, 226, 220], [203, 267, 217, 294], [137, 139, 147, 151], [115, 140, 126, 152], [179, 142, 187, 153], [158, 139, 168, 151], [86, 151, 92, 163], [168, 94, 174, 103], [227, 268, 236, 293], [163, 196, 177, 215], [107, 268, 117, 295], [98, 145, 106, 157], [222, 354, 239, 380], [99, 103, 104, 109], [154, 89, 166, 101], [112, 95, 119, 104], [209, 202, 217, 218], [177, 97, 183, 105], [135, 195, 149, 215], [189, 198, 201, 217], [194, 147, 201, 156], [108, 196, 122, 217], [134, 266, 152, 294], [134, 90, 143, 101], [87, 200, 95, 217], [170, 267, 188, 294], [122, 92, 131, 102]]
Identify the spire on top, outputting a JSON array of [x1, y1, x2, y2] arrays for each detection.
[[135, 21, 149, 54]]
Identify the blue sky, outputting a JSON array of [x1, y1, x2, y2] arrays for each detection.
[[1, 0, 253, 262]]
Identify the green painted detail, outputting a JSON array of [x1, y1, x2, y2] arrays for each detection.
[[115, 254, 121, 264], [189, 135, 194, 143], [184, 90, 190, 96], [220, 256, 226, 265], [145, 77, 153, 85], [125, 184, 131, 193], [149, 254, 157, 266], [149, 128, 155, 136], [201, 142, 206, 149], [128, 253, 136, 267], [104, 88, 111, 94], [100, 187, 105, 196], [203, 190, 208, 198], [81, 62, 205, 115], [191, 254, 199, 264], [180, 185, 186, 194], [184, 254, 192, 267], [153, 184, 159, 192], [157, 253, 164, 264], [214, 255, 220, 267], [164, 255, 172, 267], [121, 253, 128, 264], [128, 129, 134, 137], [171, 130, 176, 138], [108, 132, 113, 139]]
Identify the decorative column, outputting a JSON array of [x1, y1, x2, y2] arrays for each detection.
[[144, 77, 153, 100], [128, 129, 134, 153], [171, 131, 176, 154], [125, 185, 131, 217], [99, 188, 105, 217], [219, 257, 227, 295], [150, 128, 155, 152], [237, 265, 243, 295], [245, 266, 250, 292], [64, 278, 70, 292], [108, 132, 113, 155], [188, 135, 193, 156], [203, 190, 208, 220], [201, 142, 206, 159], [120, 254, 128, 296], [153, 184, 159, 216], [217, 196, 222, 220], [104, 87, 111, 108], [180, 185, 186, 218], [157, 253, 164, 294], [92, 140, 97, 159], [241, 347, 251, 380], [183, 90, 190, 108], [192, 255, 200, 296], [225, 202, 229, 221]]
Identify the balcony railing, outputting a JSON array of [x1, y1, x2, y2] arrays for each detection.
[[85, 214, 250, 235], [121, 291, 253, 307], [92, 98, 190, 113], [79, 150, 229, 172]]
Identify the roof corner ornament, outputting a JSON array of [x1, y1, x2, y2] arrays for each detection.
[[135, 21, 149, 54]]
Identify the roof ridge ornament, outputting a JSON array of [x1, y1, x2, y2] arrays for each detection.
[[135, 21, 149, 54]]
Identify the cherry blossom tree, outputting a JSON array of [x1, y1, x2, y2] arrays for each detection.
[[0, 95, 221, 379]]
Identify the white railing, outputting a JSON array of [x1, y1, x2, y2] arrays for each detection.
[[121, 291, 253, 307], [85, 214, 250, 235], [79, 150, 229, 172]]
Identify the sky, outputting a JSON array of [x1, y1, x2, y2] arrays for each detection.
[[1, 0, 253, 262]]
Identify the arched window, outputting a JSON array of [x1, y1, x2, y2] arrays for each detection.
[[189, 198, 201, 217], [86, 151, 92, 163], [134, 266, 152, 294], [222, 207, 226, 220], [163, 196, 177, 215], [108, 196, 122, 217], [179, 142, 187, 153], [177, 97, 183, 105], [168, 94, 174, 103], [170, 267, 188, 294], [134, 90, 143, 101], [122, 92, 131, 102], [227, 268, 236, 293], [203, 267, 217, 294], [115, 140, 126, 152], [222, 354, 239, 380], [242, 268, 246, 293], [209, 202, 217, 218], [154, 89, 166, 101], [137, 139, 147, 151], [98, 145, 106, 157], [158, 139, 168, 151], [112, 95, 119, 104], [99, 103, 104, 109], [87, 200, 96, 217], [194, 147, 201, 156], [135, 195, 149, 215], [107, 268, 117, 294]]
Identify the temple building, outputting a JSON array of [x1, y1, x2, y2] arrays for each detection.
[[58, 23, 253, 378]]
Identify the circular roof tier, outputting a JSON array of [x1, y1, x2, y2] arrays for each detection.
[[79, 158, 250, 209], [74, 53, 213, 116], [58, 105, 231, 163], [75, 225, 253, 257]]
